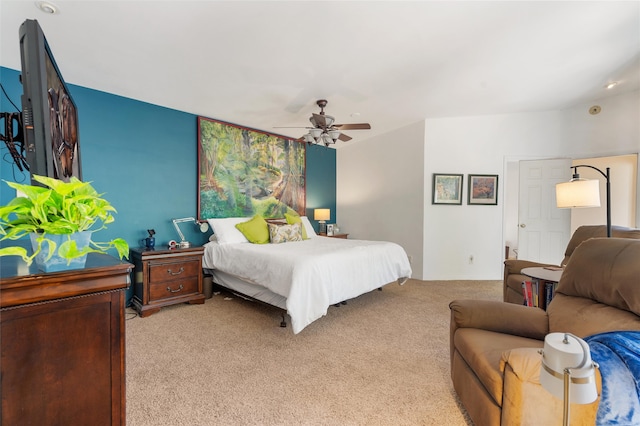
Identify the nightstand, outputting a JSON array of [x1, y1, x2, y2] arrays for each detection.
[[131, 246, 205, 317], [319, 233, 349, 239]]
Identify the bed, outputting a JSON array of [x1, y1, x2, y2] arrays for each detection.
[[202, 216, 412, 334]]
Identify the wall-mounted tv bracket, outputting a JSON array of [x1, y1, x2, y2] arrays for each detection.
[[0, 112, 29, 171]]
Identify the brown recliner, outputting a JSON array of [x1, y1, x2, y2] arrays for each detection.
[[451, 237, 640, 426], [503, 225, 640, 305]]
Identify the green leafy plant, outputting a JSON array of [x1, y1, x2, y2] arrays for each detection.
[[0, 174, 129, 266]]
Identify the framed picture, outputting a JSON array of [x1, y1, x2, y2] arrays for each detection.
[[326, 224, 334, 236], [197, 116, 306, 220], [468, 174, 498, 205], [432, 174, 463, 205]]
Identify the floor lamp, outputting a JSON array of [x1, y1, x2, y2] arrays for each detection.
[[555, 165, 611, 237], [539, 332, 599, 426]]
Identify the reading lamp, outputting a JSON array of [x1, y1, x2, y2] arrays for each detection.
[[172, 217, 209, 248], [539, 332, 599, 426], [555, 165, 611, 237], [314, 208, 330, 234]]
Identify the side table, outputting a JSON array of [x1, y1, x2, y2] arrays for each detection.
[[521, 266, 563, 310], [319, 233, 349, 239], [131, 246, 205, 317]]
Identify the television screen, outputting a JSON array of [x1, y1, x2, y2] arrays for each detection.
[[19, 19, 81, 183]]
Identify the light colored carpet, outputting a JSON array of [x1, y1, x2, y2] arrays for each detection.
[[125, 279, 502, 425]]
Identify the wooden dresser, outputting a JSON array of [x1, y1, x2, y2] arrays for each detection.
[[0, 251, 132, 426]]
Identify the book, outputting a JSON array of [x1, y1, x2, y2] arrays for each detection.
[[522, 280, 533, 307], [545, 282, 554, 309]]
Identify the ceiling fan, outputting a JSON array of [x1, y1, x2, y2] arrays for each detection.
[[280, 99, 371, 146]]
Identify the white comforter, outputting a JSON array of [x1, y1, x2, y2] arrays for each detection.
[[202, 237, 412, 333]]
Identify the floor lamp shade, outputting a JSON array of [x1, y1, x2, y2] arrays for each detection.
[[540, 333, 598, 404], [556, 179, 601, 208]]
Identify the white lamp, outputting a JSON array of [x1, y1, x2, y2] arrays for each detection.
[[539, 332, 599, 426], [555, 165, 611, 237], [172, 217, 209, 248], [314, 208, 330, 234]]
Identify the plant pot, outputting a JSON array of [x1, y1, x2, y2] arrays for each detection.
[[29, 231, 92, 272]]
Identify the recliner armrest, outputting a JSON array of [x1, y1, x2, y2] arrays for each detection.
[[503, 259, 559, 275], [449, 299, 549, 340]]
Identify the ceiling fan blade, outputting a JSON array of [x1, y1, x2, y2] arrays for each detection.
[[333, 123, 371, 130], [338, 133, 352, 142]]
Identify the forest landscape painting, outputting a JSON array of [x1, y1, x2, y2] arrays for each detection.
[[198, 117, 306, 219]]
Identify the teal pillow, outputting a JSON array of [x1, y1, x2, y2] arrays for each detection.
[[235, 215, 269, 244], [285, 213, 308, 239]]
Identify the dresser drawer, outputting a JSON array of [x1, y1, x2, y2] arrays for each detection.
[[149, 277, 199, 301], [149, 259, 200, 283]]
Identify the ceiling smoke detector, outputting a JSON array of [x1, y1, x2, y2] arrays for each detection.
[[589, 105, 601, 115]]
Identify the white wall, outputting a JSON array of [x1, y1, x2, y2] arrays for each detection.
[[336, 89, 639, 281], [337, 121, 425, 279], [561, 91, 640, 227], [423, 112, 566, 279]]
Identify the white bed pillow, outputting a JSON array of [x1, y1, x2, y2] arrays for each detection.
[[300, 216, 317, 238], [206, 217, 251, 245]]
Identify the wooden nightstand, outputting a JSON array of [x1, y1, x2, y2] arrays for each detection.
[[319, 233, 349, 239], [131, 246, 205, 317]]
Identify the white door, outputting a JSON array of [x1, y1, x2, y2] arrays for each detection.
[[518, 159, 572, 264]]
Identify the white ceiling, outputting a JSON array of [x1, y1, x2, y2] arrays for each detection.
[[1, 1, 639, 146]]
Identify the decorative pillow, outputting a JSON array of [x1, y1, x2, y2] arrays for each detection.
[[268, 222, 303, 244], [284, 213, 308, 239], [235, 215, 270, 244], [300, 216, 317, 238], [206, 217, 250, 245]]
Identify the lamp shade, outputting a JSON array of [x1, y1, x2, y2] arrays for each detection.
[[539, 332, 598, 404], [556, 179, 600, 208], [314, 208, 330, 221]]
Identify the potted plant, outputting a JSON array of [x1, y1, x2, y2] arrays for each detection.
[[0, 174, 129, 272]]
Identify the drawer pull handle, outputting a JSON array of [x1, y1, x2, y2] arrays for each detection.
[[167, 267, 184, 276], [166, 284, 184, 293]]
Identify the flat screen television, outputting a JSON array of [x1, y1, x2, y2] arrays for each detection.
[[19, 19, 81, 183]]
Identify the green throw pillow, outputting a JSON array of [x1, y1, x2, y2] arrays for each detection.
[[235, 215, 269, 244], [285, 213, 308, 239]]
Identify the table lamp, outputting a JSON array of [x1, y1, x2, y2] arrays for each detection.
[[172, 217, 209, 248], [539, 332, 599, 426], [314, 208, 330, 234]]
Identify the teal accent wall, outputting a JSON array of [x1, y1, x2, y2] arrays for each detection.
[[0, 66, 336, 302]]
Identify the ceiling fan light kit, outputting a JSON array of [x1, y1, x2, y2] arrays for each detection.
[[296, 99, 371, 147]]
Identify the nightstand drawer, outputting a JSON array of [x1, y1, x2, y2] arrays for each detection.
[[149, 259, 200, 283], [149, 277, 199, 301]]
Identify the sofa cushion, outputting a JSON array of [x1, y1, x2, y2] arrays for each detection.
[[557, 238, 640, 315], [453, 328, 543, 406]]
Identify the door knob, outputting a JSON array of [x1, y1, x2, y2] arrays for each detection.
[[519, 224, 526, 228]]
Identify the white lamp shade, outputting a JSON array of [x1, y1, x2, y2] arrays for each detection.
[[310, 128, 322, 139], [328, 130, 341, 141], [314, 208, 330, 221], [556, 179, 601, 208], [539, 333, 598, 404]]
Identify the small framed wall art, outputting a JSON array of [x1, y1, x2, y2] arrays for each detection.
[[468, 174, 498, 205], [432, 174, 463, 205]]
